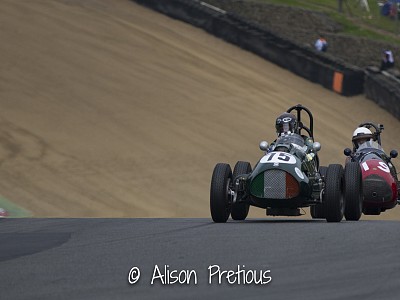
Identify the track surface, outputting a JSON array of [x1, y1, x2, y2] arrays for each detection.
[[0, 0, 399, 219], [0, 218, 399, 300]]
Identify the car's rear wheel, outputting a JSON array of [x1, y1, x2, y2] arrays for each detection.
[[363, 207, 381, 215], [311, 166, 327, 219], [231, 161, 251, 221], [210, 163, 232, 223], [344, 162, 363, 221], [324, 164, 344, 222], [310, 204, 325, 219]]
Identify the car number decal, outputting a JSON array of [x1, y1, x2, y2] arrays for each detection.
[[295, 167, 304, 179], [361, 161, 390, 173], [361, 162, 369, 171], [260, 152, 296, 164], [377, 162, 390, 173]]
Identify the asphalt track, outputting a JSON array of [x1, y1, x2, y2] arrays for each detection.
[[0, 218, 399, 300]]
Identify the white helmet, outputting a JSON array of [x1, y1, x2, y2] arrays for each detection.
[[352, 127, 373, 149]]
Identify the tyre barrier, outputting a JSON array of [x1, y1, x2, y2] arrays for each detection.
[[133, 0, 376, 98]]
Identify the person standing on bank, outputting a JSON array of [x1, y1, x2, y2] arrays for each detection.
[[381, 49, 395, 71], [315, 36, 328, 52]]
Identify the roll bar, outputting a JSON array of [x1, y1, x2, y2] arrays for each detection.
[[358, 122, 384, 146], [287, 104, 314, 138]]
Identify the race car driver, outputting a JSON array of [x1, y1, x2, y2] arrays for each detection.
[[275, 112, 298, 137], [351, 127, 374, 151], [270, 112, 311, 154]]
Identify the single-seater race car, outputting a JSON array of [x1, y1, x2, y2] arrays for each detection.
[[210, 104, 353, 223], [344, 122, 399, 216]]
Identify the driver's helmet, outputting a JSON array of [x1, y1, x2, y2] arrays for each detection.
[[352, 127, 373, 149], [275, 113, 298, 136]]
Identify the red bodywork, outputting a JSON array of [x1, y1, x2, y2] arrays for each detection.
[[360, 158, 398, 210]]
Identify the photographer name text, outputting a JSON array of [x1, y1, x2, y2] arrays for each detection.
[[128, 264, 272, 285]]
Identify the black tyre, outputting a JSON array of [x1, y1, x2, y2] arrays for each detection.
[[324, 164, 344, 222], [311, 166, 328, 219], [310, 205, 324, 219], [363, 207, 381, 215], [344, 162, 363, 221], [231, 161, 251, 220], [210, 163, 232, 223], [319, 166, 328, 178]]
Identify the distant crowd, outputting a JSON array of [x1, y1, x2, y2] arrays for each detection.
[[313, 35, 395, 72]]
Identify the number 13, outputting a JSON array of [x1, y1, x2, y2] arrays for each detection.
[[361, 161, 390, 173]]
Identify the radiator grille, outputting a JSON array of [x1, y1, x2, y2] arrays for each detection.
[[250, 169, 300, 199], [264, 169, 286, 199]]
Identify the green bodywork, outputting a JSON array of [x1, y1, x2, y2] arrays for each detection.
[[244, 143, 321, 203]]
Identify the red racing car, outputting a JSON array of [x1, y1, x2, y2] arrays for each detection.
[[344, 122, 399, 216]]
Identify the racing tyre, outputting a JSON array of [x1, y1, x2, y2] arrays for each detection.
[[319, 166, 328, 178], [363, 207, 381, 215], [210, 163, 232, 223], [231, 161, 251, 220], [310, 205, 324, 219], [324, 164, 344, 222], [344, 162, 363, 221], [311, 166, 327, 219]]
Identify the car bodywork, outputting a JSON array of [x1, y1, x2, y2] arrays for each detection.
[[210, 104, 349, 222], [244, 135, 321, 212], [344, 122, 399, 215]]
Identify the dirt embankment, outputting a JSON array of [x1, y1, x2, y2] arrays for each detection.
[[0, 0, 399, 219]]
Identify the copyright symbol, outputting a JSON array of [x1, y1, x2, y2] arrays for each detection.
[[128, 267, 141, 285]]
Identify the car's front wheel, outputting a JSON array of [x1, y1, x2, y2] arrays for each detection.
[[311, 166, 327, 219], [231, 161, 251, 221], [324, 164, 344, 222], [210, 163, 232, 223], [344, 162, 363, 221]]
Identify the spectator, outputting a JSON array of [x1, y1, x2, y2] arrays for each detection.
[[314, 36, 328, 52], [381, 49, 395, 70], [389, 1, 398, 18], [381, 0, 392, 16]]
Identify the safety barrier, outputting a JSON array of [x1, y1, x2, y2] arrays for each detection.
[[364, 71, 400, 120]]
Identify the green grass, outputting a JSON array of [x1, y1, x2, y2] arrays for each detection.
[[257, 0, 400, 45], [0, 195, 31, 218]]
